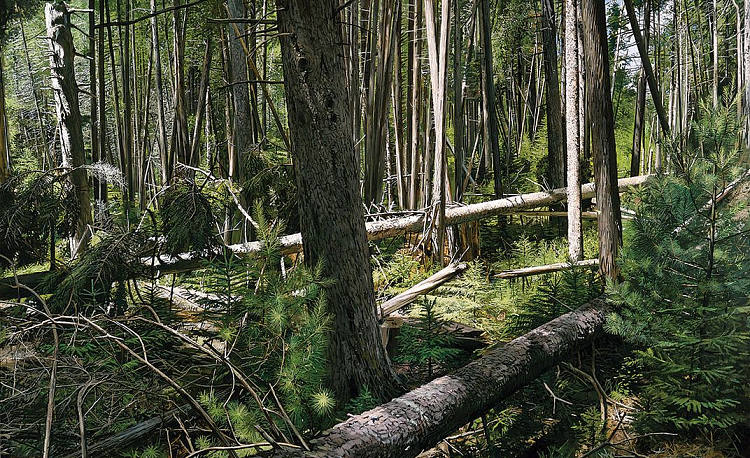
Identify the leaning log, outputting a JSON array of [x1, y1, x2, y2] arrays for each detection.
[[0, 176, 649, 298], [494, 259, 599, 279], [378, 263, 468, 319], [151, 175, 650, 274], [268, 298, 610, 457]]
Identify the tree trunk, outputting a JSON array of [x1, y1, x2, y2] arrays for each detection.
[[277, 0, 402, 403], [409, 0, 423, 209], [479, 0, 502, 198], [453, 0, 464, 202], [269, 299, 610, 458], [622, 0, 670, 138], [565, 0, 583, 260], [582, 0, 622, 280], [541, 0, 565, 190], [744, 0, 750, 146], [96, 0, 108, 201], [631, 0, 650, 177], [172, 0, 190, 172], [45, 1, 93, 257], [0, 55, 9, 183], [150, 0, 169, 184]]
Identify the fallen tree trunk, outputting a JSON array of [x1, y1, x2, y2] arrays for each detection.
[[267, 298, 610, 457], [0, 176, 649, 298], [150, 175, 650, 274], [494, 259, 599, 279], [378, 263, 468, 319]]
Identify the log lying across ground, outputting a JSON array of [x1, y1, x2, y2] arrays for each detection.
[[0, 176, 649, 298], [494, 259, 599, 279], [269, 298, 610, 457], [150, 175, 651, 274]]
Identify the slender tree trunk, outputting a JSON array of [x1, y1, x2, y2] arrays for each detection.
[[409, 1, 424, 209], [46, 2, 93, 257], [623, 0, 670, 138], [0, 55, 8, 183], [565, 0, 582, 260], [119, 0, 134, 201], [172, 0, 190, 171], [631, 0, 650, 177], [744, 0, 750, 145], [105, 0, 126, 193], [582, 0, 622, 280], [150, 0, 169, 184], [189, 37, 213, 167], [479, 0, 502, 198], [277, 0, 402, 403], [541, 0, 565, 191], [453, 0, 464, 202], [96, 0, 108, 201]]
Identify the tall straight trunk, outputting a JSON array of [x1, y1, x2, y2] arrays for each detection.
[[0, 56, 8, 183], [119, 0, 134, 201], [409, 1, 423, 209], [712, 0, 719, 108], [744, 0, 750, 145], [227, 0, 252, 183], [578, 0, 590, 184], [541, 0, 565, 189], [479, 0, 502, 198], [150, 0, 169, 184], [565, 0, 582, 260], [453, 0, 464, 202], [88, 0, 100, 202], [631, 0, 650, 177], [46, 2, 93, 257], [277, 0, 402, 403], [425, 0, 451, 264], [96, 0, 108, 201], [392, 6, 407, 209], [105, 0, 126, 193], [172, 0, 190, 170], [581, 0, 621, 280], [189, 37, 213, 167], [364, 0, 398, 205], [623, 0, 670, 138]]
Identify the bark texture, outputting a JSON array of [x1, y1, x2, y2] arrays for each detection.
[[277, 0, 401, 403], [582, 0, 622, 280], [268, 298, 610, 457], [541, 0, 565, 190], [565, 0, 583, 260], [46, 2, 93, 257]]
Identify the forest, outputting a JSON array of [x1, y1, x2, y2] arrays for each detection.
[[0, 0, 748, 456]]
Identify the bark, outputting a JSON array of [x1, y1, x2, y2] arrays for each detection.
[[45, 2, 93, 257], [541, 0, 565, 190], [424, 0, 451, 262], [409, 1, 424, 209], [631, 0, 650, 177], [479, 0, 502, 198], [745, 0, 750, 145], [150, 0, 169, 183], [188, 37, 212, 166], [172, 0, 190, 170], [379, 262, 468, 318], [88, 0, 99, 200], [120, 0, 134, 200], [453, 0, 464, 202], [565, 0, 582, 260], [494, 258, 598, 279], [0, 176, 651, 299], [276, 0, 402, 403], [582, 0, 622, 280], [622, 0, 670, 138], [268, 298, 610, 458], [96, 0, 108, 201], [0, 55, 9, 183]]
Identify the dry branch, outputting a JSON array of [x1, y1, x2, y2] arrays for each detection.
[[378, 263, 469, 319], [494, 259, 599, 279], [267, 298, 610, 457]]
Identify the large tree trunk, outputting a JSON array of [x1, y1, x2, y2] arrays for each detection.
[[269, 298, 610, 457], [630, 0, 650, 177], [565, 0, 583, 260], [582, 0, 622, 280], [541, 0, 565, 190], [45, 2, 93, 257], [277, 0, 402, 403]]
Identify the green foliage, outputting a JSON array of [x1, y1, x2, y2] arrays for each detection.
[[606, 102, 750, 438], [195, 204, 334, 434], [396, 298, 462, 378], [161, 181, 219, 256], [344, 386, 379, 415]]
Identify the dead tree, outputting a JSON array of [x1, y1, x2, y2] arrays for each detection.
[[45, 1, 93, 257]]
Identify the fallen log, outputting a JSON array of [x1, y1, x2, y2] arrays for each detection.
[[267, 298, 610, 457], [378, 263, 469, 319], [494, 259, 599, 279], [148, 175, 650, 274], [0, 176, 649, 298]]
